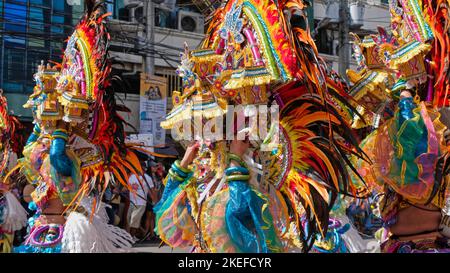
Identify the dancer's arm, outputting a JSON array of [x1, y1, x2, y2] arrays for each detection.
[[26, 124, 41, 145], [49, 129, 73, 177], [157, 143, 199, 207]]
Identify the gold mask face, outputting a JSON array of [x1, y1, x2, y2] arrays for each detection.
[[193, 147, 213, 181], [188, 140, 227, 183]]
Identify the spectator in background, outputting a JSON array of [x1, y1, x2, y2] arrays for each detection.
[[120, 186, 130, 230], [103, 186, 114, 225], [110, 186, 121, 226], [126, 158, 154, 241], [142, 161, 160, 242]]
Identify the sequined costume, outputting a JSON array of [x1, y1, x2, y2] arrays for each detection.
[[345, 0, 450, 253], [0, 92, 28, 253]]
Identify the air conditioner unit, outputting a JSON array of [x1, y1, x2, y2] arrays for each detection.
[[325, 1, 340, 24], [178, 10, 205, 34], [350, 2, 365, 28], [127, 2, 144, 24]]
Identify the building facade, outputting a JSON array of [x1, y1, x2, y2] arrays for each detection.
[[0, 0, 85, 120]]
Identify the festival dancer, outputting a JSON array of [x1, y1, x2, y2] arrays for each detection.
[[0, 91, 28, 253], [154, 0, 370, 253], [346, 0, 450, 253], [13, 0, 146, 253]]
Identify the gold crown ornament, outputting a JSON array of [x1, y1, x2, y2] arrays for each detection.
[[32, 62, 63, 129], [57, 71, 90, 124]]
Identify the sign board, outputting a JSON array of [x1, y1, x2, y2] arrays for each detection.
[[139, 73, 168, 145]]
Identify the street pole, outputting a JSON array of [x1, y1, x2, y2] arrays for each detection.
[[144, 0, 155, 75], [338, 0, 350, 82]]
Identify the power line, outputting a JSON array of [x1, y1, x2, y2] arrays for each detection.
[[0, 28, 185, 60]]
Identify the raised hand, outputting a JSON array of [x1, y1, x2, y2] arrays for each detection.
[[180, 142, 200, 169]]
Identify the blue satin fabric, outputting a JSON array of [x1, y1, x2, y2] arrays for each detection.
[[153, 170, 192, 213], [171, 163, 189, 178], [154, 168, 282, 252], [416, 127, 429, 158], [28, 201, 38, 211], [396, 97, 428, 159], [49, 137, 73, 177], [398, 97, 415, 125], [26, 134, 39, 146], [153, 171, 192, 237], [225, 181, 273, 253]]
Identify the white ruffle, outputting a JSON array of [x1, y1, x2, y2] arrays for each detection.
[[3, 191, 28, 232], [61, 196, 135, 253]]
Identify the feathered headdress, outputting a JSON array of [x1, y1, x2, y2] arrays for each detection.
[[56, 0, 148, 211], [384, 0, 449, 107]]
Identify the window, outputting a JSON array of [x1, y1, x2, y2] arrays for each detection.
[[156, 68, 182, 98], [71, 2, 84, 26], [314, 21, 335, 55], [105, 0, 114, 15], [115, 0, 130, 21], [111, 0, 124, 19], [29, 7, 45, 32], [49, 49, 63, 62], [0, 0, 81, 94], [135, 6, 144, 23], [51, 14, 64, 33], [0, 2, 2, 54], [3, 47, 26, 92], [30, 0, 51, 7], [52, 0, 64, 12], [28, 6, 46, 48], [155, 6, 175, 29], [4, 1, 27, 46]]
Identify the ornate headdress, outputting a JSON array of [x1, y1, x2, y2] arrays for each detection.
[[19, 1, 154, 213], [379, 0, 449, 107]]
